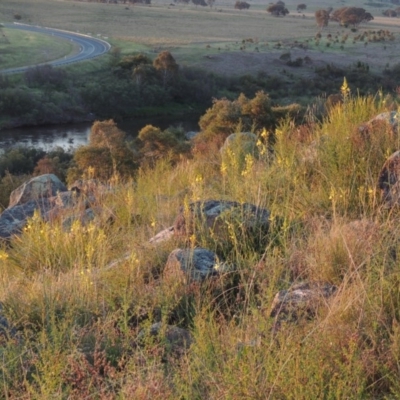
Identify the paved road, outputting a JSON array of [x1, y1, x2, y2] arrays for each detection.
[[1, 23, 111, 75]]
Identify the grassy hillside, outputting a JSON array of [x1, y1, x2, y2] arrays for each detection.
[[2, 92, 400, 397], [1, 0, 400, 75]]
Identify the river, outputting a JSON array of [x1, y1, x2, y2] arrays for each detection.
[[0, 115, 200, 152]]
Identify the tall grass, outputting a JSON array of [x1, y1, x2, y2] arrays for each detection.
[[2, 93, 400, 398]]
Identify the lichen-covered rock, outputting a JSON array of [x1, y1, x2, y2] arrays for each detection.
[[61, 208, 97, 230], [9, 174, 67, 208], [150, 200, 270, 247], [42, 191, 87, 222], [378, 150, 400, 207], [0, 198, 52, 239], [220, 132, 258, 156], [270, 282, 337, 321], [68, 179, 110, 197], [367, 111, 400, 133], [149, 226, 175, 244], [173, 199, 270, 238], [164, 247, 229, 283]]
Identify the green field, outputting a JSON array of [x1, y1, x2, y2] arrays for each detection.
[[1, 0, 400, 74], [0, 28, 78, 69]]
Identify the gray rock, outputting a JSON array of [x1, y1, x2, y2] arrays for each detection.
[[150, 200, 270, 245], [0, 198, 52, 239], [185, 131, 198, 140], [378, 150, 400, 207], [173, 199, 270, 239], [0, 174, 70, 239], [367, 111, 400, 132], [9, 174, 67, 208], [68, 179, 110, 196], [220, 132, 258, 156], [50, 191, 80, 209], [149, 226, 175, 244], [42, 191, 87, 223], [0, 303, 17, 343], [62, 208, 96, 230], [0, 174, 115, 239], [270, 282, 337, 321], [164, 247, 229, 283]]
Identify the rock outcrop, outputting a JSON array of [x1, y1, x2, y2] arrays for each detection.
[[164, 247, 230, 284], [150, 199, 270, 246], [174, 199, 270, 238], [367, 111, 399, 133], [9, 174, 67, 208], [0, 198, 53, 239], [0, 174, 112, 240], [270, 282, 337, 322], [220, 132, 258, 157]]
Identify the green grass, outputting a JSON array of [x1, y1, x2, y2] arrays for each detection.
[[108, 38, 150, 55], [2, 92, 400, 397], [0, 28, 78, 69]]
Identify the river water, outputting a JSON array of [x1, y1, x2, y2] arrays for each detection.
[[0, 115, 200, 152]]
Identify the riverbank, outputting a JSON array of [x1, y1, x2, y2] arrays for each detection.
[[0, 110, 201, 152], [0, 103, 204, 132]]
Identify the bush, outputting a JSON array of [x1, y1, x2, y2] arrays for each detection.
[[197, 91, 300, 144], [0, 147, 45, 177]]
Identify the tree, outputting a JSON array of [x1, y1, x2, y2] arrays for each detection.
[[137, 125, 190, 165], [382, 9, 397, 17], [68, 120, 137, 182], [153, 51, 179, 87], [207, 0, 215, 8], [266, 3, 289, 16], [331, 7, 373, 27], [24, 65, 68, 89], [315, 9, 330, 29], [197, 91, 300, 144], [117, 53, 152, 70], [192, 0, 207, 6], [33, 148, 73, 182], [297, 3, 306, 12], [235, 1, 250, 9], [132, 64, 156, 88]]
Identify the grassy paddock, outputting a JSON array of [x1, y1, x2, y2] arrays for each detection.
[[0, 28, 77, 69], [1, 0, 400, 74]]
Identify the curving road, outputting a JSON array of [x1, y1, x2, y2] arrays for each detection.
[[0, 23, 111, 75]]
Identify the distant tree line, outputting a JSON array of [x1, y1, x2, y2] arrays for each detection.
[[330, 7, 373, 27], [296, 3, 306, 12], [267, 1, 289, 16], [235, 1, 250, 10], [382, 7, 400, 17], [315, 7, 373, 29], [77, 0, 151, 3]]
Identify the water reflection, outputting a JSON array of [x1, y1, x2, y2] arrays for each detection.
[[0, 115, 200, 152], [0, 123, 91, 152]]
